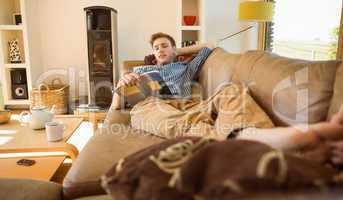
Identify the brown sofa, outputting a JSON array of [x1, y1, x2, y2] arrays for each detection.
[[4, 48, 341, 200], [61, 48, 343, 199]]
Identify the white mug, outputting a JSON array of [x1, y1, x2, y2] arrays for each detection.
[[45, 121, 64, 142]]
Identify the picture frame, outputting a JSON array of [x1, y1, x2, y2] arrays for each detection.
[[12, 13, 22, 25]]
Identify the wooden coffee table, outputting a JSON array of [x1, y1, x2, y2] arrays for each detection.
[[0, 156, 66, 181], [0, 115, 83, 160], [0, 115, 83, 181]]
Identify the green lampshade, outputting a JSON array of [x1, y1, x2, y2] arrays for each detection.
[[239, 1, 274, 22]]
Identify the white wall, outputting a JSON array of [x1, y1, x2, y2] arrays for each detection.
[[25, 0, 43, 83], [25, 0, 258, 98], [26, 0, 178, 97], [203, 0, 258, 53]]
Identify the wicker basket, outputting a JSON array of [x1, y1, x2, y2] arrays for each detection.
[[30, 78, 69, 114]]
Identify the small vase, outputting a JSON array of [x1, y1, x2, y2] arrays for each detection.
[[8, 39, 22, 63], [183, 16, 196, 26]]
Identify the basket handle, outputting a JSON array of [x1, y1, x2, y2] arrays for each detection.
[[38, 83, 50, 91], [51, 78, 63, 86]]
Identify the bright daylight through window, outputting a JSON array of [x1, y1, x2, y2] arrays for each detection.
[[265, 0, 342, 60]]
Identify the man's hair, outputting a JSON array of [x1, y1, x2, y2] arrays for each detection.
[[150, 32, 176, 47]]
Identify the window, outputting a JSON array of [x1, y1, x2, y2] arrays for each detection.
[[264, 0, 343, 60]]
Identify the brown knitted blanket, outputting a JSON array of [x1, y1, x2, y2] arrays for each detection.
[[101, 137, 341, 200]]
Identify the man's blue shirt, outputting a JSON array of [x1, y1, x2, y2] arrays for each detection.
[[133, 47, 212, 98]]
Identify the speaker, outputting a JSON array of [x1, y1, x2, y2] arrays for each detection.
[[10, 69, 27, 84], [11, 84, 28, 99]]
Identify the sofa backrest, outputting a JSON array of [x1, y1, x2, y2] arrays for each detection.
[[198, 48, 242, 99], [201, 48, 342, 126], [122, 48, 342, 127], [328, 62, 343, 119]]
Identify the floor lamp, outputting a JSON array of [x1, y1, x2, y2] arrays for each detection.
[[217, 1, 274, 44]]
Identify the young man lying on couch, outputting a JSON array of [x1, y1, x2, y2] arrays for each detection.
[[108, 32, 343, 165]]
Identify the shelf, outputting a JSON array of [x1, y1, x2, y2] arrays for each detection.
[[0, 0, 30, 108], [4, 63, 26, 68], [6, 99, 30, 105], [182, 30, 199, 42], [0, 0, 21, 25], [0, 25, 23, 30], [181, 26, 202, 31], [177, 0, 203, 48]]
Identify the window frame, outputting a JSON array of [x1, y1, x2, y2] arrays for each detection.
[[257, 21, 266, 50], [259, 0, 343, 59], [337, 5, 343, 59]]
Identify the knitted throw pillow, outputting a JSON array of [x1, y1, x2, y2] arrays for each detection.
[[101, 137, 339, 200]]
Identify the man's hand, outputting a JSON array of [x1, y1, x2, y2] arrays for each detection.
[[117, 72, 140, 87]]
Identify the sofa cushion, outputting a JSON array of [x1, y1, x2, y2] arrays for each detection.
[[104, 107, 131, 126], [232, 50, 341, 126], [0, 178, 62, 200], [74, 195, 113, 200], [198, 47, 241, 99], [328, 62, 343, 119], [62, 126, 163, 199], [75, 187, 343, 200], [101, 137, 336, 200], [144, 54, 195, 65], [216, 186, 343, 200]]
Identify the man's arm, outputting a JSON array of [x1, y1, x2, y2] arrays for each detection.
[[235, 127, 321, 152], [111, 93, 122, 110], [186, 46, 213, 78], [112, 72, 140, 110], [176, 43, 215, 56]]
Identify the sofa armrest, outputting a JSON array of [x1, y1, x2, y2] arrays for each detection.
[[62, 127, 163, 199], [0, 178, 62, 200], [103, 107, 131, 126]]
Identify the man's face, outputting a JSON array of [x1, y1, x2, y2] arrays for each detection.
[[152, 37, 177, 65]]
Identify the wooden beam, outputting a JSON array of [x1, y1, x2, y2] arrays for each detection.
[[257, 0, 273, 51], [257, 22, 266, 51]]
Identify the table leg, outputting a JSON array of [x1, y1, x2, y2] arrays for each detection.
[[63, 144, 79, 161], [0, 144, 79, 161]]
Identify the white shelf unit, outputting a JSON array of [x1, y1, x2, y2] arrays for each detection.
[[0, 0, 32, 106], [0, 25, 23, 30], [177, 0, 204, 48], [181, 25, 202, 31], [4, 63, 26, 68], [6, 99, 30, 105]]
